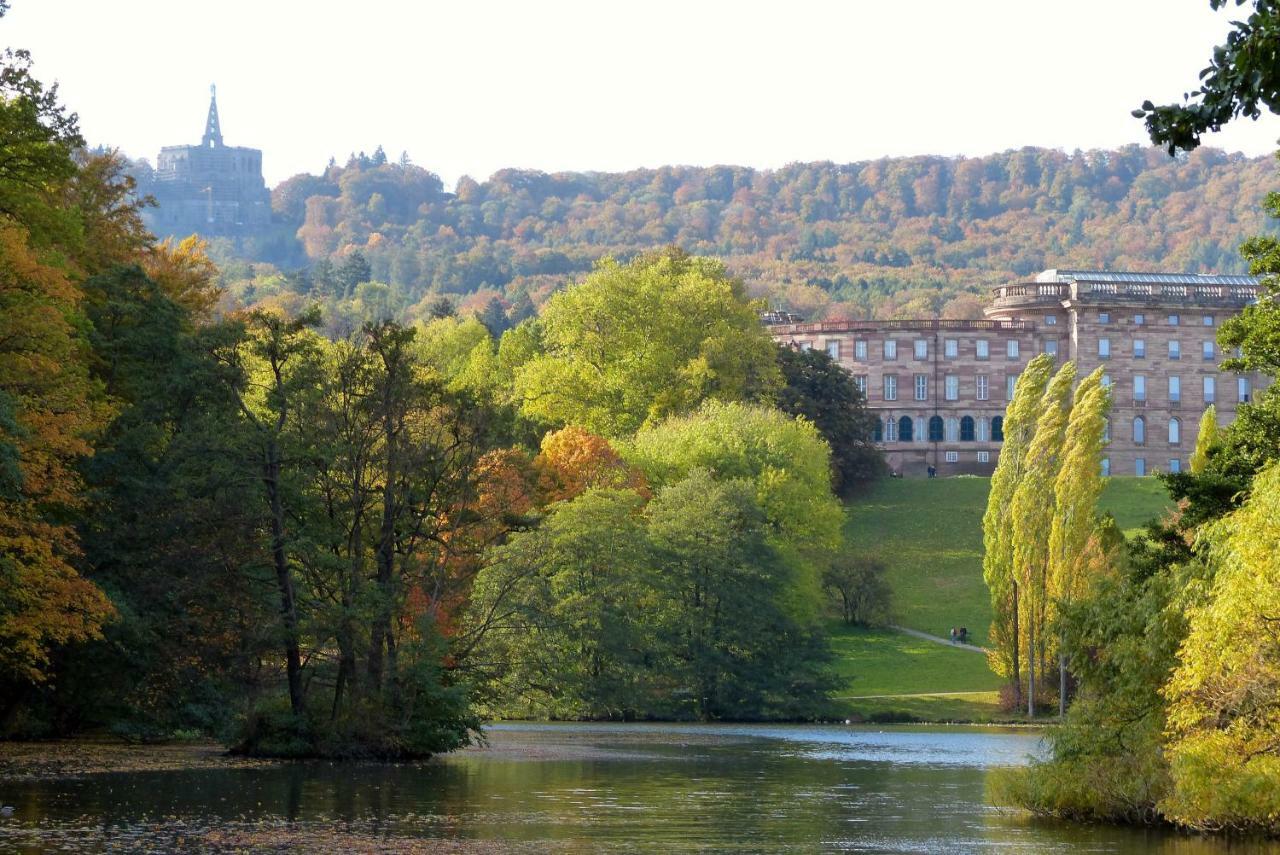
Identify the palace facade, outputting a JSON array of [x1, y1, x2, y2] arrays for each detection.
[[766, 269, 1267, 477]]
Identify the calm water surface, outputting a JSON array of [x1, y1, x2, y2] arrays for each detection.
[[0, 723, 1274, 852]]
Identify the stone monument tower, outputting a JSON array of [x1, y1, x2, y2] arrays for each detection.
[[142, 85, 271, 238]]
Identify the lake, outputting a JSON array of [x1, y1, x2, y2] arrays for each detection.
[[0, 723, 1271, 852]]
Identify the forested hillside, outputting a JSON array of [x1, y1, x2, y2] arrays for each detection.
[[180, 145, 1280, 323]]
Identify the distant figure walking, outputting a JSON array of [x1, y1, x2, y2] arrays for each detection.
[[927, 465, 937, 478], [959, 627, 969, 645], [949, 627, 957, 644]]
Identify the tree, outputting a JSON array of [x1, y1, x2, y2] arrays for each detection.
[[1046, 368, 1112, 715], [1010, 360, 1077, 716], [466, 488, 653, 719], [1135, 1, 1280, 154], [336, 250, 372, 298], [533, 425, 646, 504], [775, 343, 884, 493], [982, 353, 1054, 698], [510, 249, 782, 437], [1190, 405, 1219, 474], [1161, 461, 1280, 832], [822, 554, 891, 626]]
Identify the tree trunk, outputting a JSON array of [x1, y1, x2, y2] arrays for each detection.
[[1026, 620, 1035, 719], [1011, 582, 1021, 708], [265, 444, 304, 717], [1059, 653, 1067, 718]]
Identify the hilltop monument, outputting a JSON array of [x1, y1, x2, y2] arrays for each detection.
[[141, 85, 271, 238]]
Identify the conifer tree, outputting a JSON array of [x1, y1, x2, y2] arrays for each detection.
[[1047, 367, 1111, 714], [1189, 405, 1218, 474], [982, 353, 1054, 701], [1010, 360, 1076, 716]]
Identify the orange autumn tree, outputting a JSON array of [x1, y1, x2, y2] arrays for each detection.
[[534, 425, 648, 504], [0, 220, 114, 683]]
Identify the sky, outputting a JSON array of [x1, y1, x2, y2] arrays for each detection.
[[5, 0, 1280, 188]]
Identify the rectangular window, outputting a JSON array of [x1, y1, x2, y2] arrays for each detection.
[[1101, 458, 1111, 477], [915, 417, 925, 444], [976, 339, 989, 359], [883, 375, 897, 401], [854, 375, 867, 395], [799, 341, 812, 351], [1045, 340, 1058, 357], [1169, 376, 1181, 403], [1098, 312, 1110, 324], [914, 374, 928, 401], [884, 340, 897, 360], [1007, 374, 1018, 399], [1203, 315, 1214, 326], [1098, 338, 1110, 358], [885, 418, 898, 442], [946, 418, 959, 442], [1007, 340, 1020, 359], [977, 451, 990, 463], [1101, 374, 1112, 388], [1135, 458, 1147, 476], [1204, 376, 1216, 403], [1135, 375, 1146, 402], [1169, 459, 1182, 474], [1134, 314, 1145, 326], [1045, 315, 1057, 325], [1168, 314, 1180, 326], [945, 339, 958, 358], [826, 340, 840, 360], [945, 451, 959, 463], [945, 375, 959, 400], [1202, 341, 1214, 360], [855, 340, 867, 360], [976, 374, 989, 400], [1168, 340, 1181, 360], [914, 339, 928, 360], [1134, 339, 1146, 358], [1239, 377, 1251, 403]]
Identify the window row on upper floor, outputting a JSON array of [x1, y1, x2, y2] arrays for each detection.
[[1100, 374, 1252, 405], [809, 337, 1026, 362], [1094, 338, 1229, 361], [1085, 312, 1216, 327]]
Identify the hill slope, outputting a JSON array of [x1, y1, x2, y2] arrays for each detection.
[[178, 147, 1280, 323], [833, 476, 1172, 721]]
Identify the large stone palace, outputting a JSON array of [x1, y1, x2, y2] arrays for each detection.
[[140, 86, 271, 238], [766, 269, 1268, 477]]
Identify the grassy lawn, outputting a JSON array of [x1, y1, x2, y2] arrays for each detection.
[[841, 476, 1172, 646], [829, 622, 1001, 696], [828, 622, 1006, 722]]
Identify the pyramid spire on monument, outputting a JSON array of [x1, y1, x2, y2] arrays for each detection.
[[202, 83, 223, 148]]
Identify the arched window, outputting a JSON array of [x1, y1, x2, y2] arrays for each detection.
[[991, 415, 1004, 442], [898, 416, 914, 443], [873, 420, 883, 442], [928, 416, 944, 442], [960, 416, 976, 442], [1133, 416, 1145, 446], [1169, 417, 1180, 445]]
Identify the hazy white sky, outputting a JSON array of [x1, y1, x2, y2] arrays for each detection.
[[6, 0, 1280, 187]]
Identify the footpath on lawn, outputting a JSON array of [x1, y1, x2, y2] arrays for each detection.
[[831, 476, 1171, 723]]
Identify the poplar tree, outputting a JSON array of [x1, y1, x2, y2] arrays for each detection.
[[1010, 360, 1076, 717], [1189, 405, 1218, 474], [1046, 367, 1111, 715], [982, 353, 1054, 702]]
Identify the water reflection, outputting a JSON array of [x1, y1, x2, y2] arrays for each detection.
[[0, 723, 1273, 853]]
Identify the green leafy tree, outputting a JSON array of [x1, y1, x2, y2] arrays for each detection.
[[1010, 361, 1077, 716], [1135, 1, 1280, 154], [1189, 405, 1218, 474], [775, 343, 884, 492], [982, 353, 1054, 696], [510, 249, 782, 437], [1046, 368, 1112, 715], [822, 554, 891, 627]]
